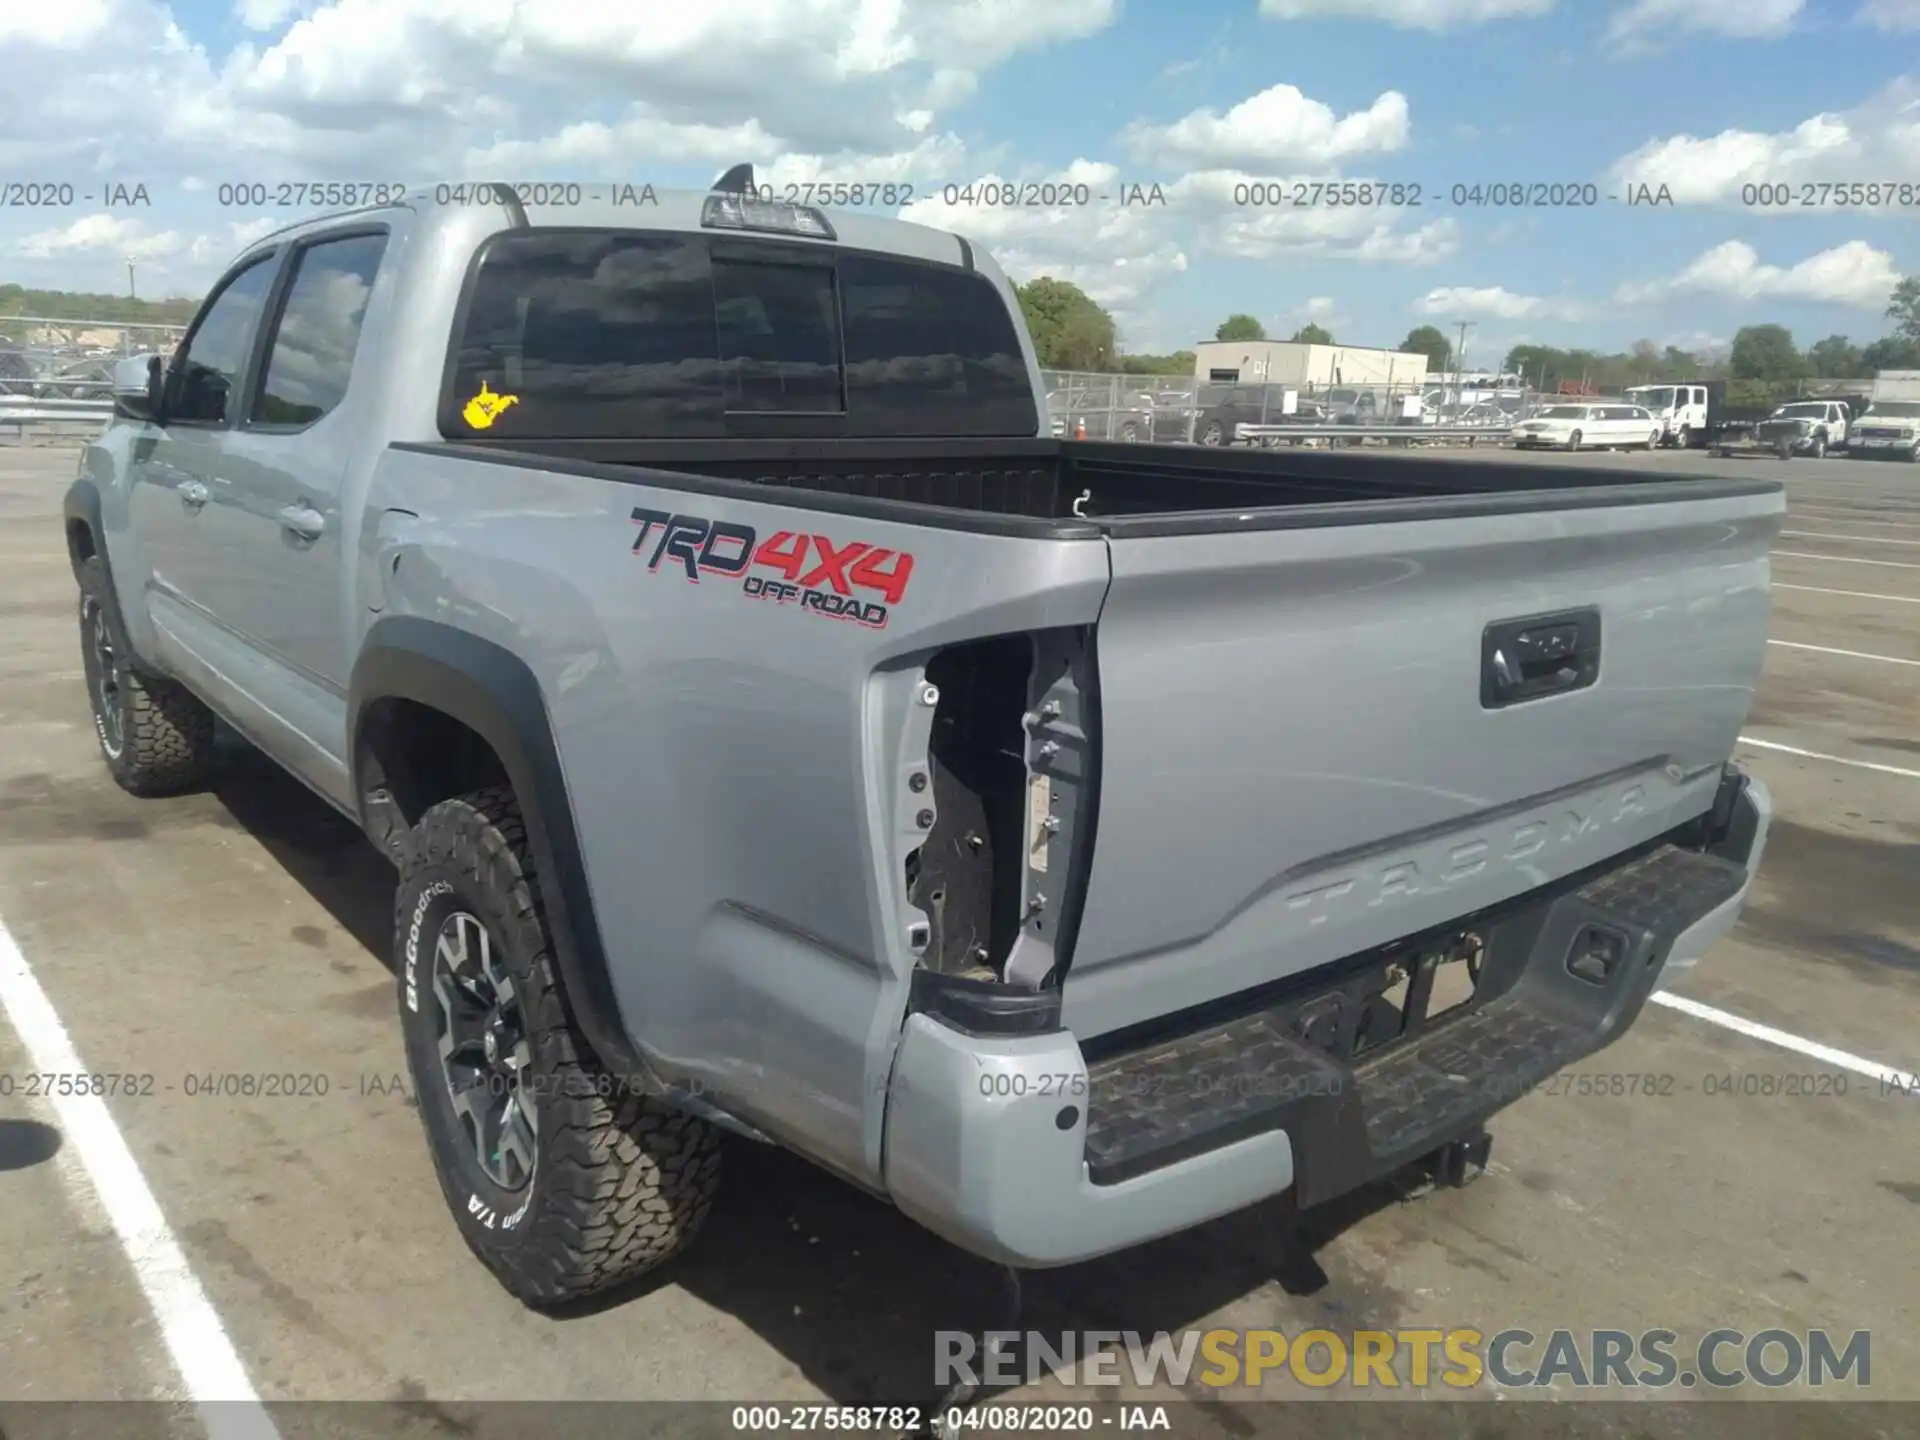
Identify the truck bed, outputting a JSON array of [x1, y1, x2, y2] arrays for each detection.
[[420, 436, 1781, 534]]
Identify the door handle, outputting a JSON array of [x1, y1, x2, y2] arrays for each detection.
[[278, 505, 325, 541], [1481, 608, 1601, 709], [179, 480, 209, 507]]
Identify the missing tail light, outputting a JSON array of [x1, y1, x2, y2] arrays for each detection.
[[901, 628, 1099, 1034]]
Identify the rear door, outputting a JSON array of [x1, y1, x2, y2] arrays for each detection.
[[214, 226, 390, 692], [1063, 482, 1784, 1038]]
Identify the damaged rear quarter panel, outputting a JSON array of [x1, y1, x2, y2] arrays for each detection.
[[370, 446, 1111, 1187]]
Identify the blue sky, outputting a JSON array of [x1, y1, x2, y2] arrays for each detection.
[[3, 0, 1916, 370]]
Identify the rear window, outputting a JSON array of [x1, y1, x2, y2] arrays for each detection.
[[441, 230, 1037, 439]]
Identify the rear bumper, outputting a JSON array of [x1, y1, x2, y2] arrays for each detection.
[[881, 769, 1770, 1268]]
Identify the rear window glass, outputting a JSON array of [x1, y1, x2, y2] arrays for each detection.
[[442, 230, 1037, 439], [712, 258, 843, 413]]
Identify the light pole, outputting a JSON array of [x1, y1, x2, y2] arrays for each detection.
[[126, 260, 137, 300]]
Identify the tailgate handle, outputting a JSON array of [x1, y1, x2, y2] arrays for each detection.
[[1481, 608, 1600, 709]]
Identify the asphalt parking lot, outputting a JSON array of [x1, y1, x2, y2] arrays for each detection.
[[0, 439, 1916, 1439]]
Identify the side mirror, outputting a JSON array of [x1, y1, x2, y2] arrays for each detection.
[[112, 354, 164, 423]]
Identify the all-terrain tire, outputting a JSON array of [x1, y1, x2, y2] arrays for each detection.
[[395, 785, 723, 1308], [77, 556, 218, 796]]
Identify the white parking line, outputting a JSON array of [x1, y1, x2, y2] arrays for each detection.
[[1780, 529, 1920, 548], [1774, 550, 1920, 571], [1788, 508, 1920, 530], [1737, 735, 1920, 780], [1767, 639, 1920, 667], [0, 918, 281, 1440], [1650, 992, 1920, 1097], [1775, 583, 1920, 605]]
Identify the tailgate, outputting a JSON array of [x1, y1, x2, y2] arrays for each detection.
[[1063, 482, 1783, 1039]]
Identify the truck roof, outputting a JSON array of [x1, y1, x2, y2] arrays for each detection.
[[231, 180, 977, 275]]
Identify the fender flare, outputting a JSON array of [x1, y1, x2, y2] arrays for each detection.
[[347, 615, 647, 1082], [62, 478, 106, 588]]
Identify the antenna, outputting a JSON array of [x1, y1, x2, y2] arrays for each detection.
[[710, 164, 755, 194]]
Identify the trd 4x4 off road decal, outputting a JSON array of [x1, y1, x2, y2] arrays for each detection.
[[629, 508, 914, 629]]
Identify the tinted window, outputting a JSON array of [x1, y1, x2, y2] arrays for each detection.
[[171, 257, 279, 425], [442, 230, 1041, 438], [840, 255, 1038, 436], [712, 258, 842, 413], [252, 233, 388, 426], [447, 231, 724, 439]]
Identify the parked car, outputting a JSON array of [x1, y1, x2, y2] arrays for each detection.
[[1511, 403, 1660, 451], [1192, 383, 1290, 445], [69, 177, 1778, 1310], [1047, 387, 1156, 442], [1848, 400, 1920, 461], [1748, 400, 1850, 460]]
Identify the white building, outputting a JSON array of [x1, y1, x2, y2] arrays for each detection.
[[1192, 341, 1429, 390]]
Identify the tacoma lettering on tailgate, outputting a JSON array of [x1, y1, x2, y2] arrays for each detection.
[[1284, 781, 1650, 923], [629, 508, 914, 629]]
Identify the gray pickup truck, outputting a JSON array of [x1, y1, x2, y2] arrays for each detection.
[[65, 178, 1779, 1312]]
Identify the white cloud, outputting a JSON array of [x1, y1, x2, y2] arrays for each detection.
[[1415, 285, 1589, 321], [1122, 84, 1410, 167], [0, 0, 111, 45], [1258, 0, 1553, 26], [1608, 0, 1804, 42], [235, 0, 307, 29], [16, 215, 189, 263], [0, 0, 1119, 183], [1860, 0, 1920, 26], [1606, 79, 1920, 206], [1614, 240, 1902, 309]]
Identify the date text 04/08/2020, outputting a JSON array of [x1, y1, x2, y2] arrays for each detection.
[[728, 1405, 1173, 1433]]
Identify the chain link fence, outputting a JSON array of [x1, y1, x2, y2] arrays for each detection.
[[0, 316, 185, 400], [1041, 369, 1580, 445]]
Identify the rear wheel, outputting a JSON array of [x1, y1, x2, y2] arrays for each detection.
[[1117, 420, 1141, 443], [1810, 434, 1828, 460], [77, 556, 218, 796], [397, 786, 723, 1308]]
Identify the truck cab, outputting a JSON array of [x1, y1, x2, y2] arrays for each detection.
[[1624, 382, 1711, 447]]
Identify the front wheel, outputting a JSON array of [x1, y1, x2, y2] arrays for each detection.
[[1566, 430, 1583, 452], [1676, 425, 1692, 449], [1810, 435, 1827, 460], [397, 786, 723, 1308], [77, 556, 218, 796], [1197, 419, 1227, 446], [1117, 420, 1141, 443]]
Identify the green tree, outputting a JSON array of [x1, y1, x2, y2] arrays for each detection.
[[1119, 350, 1195, 375], [1016, 278, 1116, 371], [1402, 325, 1452, 373], [1887, 275, 1920, 343], [1215, 314, 1267, 342], [1729, 324, 1807, 382], [1289, 322, 1333, 345], [1863, 335, 1920, 372], [1806, 335, 1865, 379]]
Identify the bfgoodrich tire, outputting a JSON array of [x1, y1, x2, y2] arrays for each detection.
[[396, 786, 723, 1308], [77, 556, 218, 796]]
